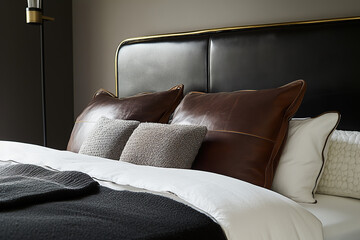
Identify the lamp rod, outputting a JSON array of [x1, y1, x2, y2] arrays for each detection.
[[40, 24, 47, 147]]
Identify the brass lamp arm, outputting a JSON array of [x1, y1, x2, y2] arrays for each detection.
[[42, 15, 55, 21], [26, 8, 54, 24]]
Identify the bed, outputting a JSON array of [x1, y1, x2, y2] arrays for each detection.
[[1, 16, 360, 240]]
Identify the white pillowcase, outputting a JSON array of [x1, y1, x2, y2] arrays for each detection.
[[272, 112, 340, 203], [317, 130, 360, 199]]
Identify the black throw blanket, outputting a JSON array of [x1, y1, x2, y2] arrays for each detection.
[[0, 163, 99, 210], [0, 164, 227, 240]]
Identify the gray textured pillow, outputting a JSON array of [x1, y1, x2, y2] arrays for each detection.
[[79, 117, 140, 160], [120, 123, 207, 169], [317, 130, 360, 199]]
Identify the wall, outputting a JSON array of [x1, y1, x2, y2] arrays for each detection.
[[72, 0, 360, 116], [0, 0, 73, 149]]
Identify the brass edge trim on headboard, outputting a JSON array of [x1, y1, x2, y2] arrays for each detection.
[[114, 16, 360, 97]]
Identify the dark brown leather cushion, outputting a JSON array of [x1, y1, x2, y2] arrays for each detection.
[[67, 85, 184, 153], [171, 80, 306, 188]]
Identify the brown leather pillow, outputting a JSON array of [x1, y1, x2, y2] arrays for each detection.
[[171, 80, 306, 188], [67, 85, 184, 153]]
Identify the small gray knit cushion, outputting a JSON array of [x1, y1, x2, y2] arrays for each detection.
[[79, 117, 140, 160], [120, 123, 207, 169]]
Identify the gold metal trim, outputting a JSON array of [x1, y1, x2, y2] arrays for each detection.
[[26, 9, 42, 24], [42, 15, 55, 22], [114, 16, 360, 97], [93, 88, 117, 98], [26, 8, 55, 24], [114, 44, 121, 97]]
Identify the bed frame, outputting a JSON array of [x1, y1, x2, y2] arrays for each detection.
[[115, 16, 360, 131]]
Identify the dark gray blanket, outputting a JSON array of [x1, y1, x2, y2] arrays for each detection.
[[0, 164, 227, 240], [0, 187, 226, 240], [0, 164, 99, 209]]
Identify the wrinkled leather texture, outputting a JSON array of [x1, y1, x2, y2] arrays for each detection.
[[67, 85, 184, 153], [171, 80, 306, 188]]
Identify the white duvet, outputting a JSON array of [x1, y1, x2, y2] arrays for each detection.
[[0, 141, 323, 240]]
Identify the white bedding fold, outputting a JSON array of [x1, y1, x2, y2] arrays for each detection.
[[0, 141, 323, 240]]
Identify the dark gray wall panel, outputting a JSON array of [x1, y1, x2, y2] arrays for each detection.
[[44, 0, 74, 149], [0, 0, 73, 149]]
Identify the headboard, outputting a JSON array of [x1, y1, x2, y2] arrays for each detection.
[[115, 17, 360, 130]]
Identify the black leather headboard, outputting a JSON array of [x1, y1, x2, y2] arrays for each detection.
[[116, 17, 360, 130]]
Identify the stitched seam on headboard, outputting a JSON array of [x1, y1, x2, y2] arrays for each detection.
[[206, 37, 210, 93]]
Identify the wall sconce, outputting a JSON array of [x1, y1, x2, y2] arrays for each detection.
[[26, 0, 54, 147]]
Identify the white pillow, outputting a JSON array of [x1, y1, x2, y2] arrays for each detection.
[[317, 130, 360, 199], [272, 112, 340, 203]]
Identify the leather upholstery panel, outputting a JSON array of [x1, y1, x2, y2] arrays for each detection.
[[117, 38, 208, 97], [209, 20, 360, 130], [171, 80, 306, 188], [195, 130, 274, 187], [67, 85, 183, 153]]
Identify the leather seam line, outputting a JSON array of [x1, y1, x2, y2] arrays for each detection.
[[158, 86, 183, 123], [285, 80, 305, 117], [206, 37, 210, 93], [211, 130, 274, 142]]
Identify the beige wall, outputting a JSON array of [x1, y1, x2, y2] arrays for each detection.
[[72, 0, 360, 117]]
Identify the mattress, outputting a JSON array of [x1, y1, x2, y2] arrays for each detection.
[[301, 194, 360, 240]]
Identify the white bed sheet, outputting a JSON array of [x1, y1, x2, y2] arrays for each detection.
[[301, 194, 360, 240], [0, 141, 323, 240]]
